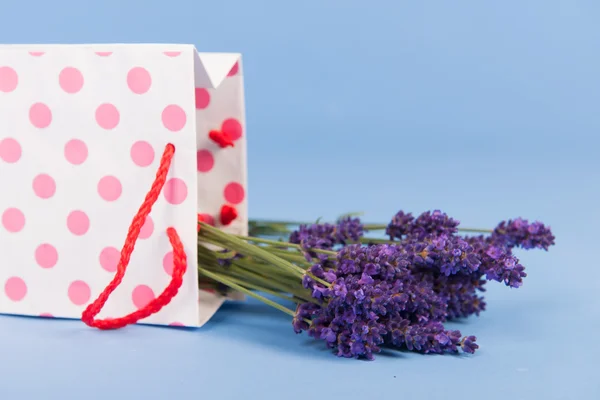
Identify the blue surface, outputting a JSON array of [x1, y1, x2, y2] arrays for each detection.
[[1, 1, 599, 399]]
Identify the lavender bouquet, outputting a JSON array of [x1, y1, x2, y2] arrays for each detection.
[[196, 210, 554, 360]]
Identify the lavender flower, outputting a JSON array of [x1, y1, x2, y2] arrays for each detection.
[[492, 218, 555, 250], [294, 244, 476, 359], [482, 245, 527, 288], [386, 210, 415, 239], [289, 217, 365, 257], [388, 319, 477, 355], [460, 335, 479, 354], [415, 271, 487, 320], [292, 302, 320, 333], [404, 279, 448, 323], [466, 236, 527, 289], [403, 234, 481, 276], [386, 210, 459, 241], [411, 210, 460, 239]]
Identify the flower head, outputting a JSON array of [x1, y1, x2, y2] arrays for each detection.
[[388, 319, 475, 355], [460, 335, 479, 354], [294, 244, 476, 359], [289, 217, 365, 256], [411, 210, 460, 239], [387, 210, 459, 241], [467, 237, 527, 288], [492, 218, 555, 250], [386, 211, 415, 239], [403, 234, 482, 276]]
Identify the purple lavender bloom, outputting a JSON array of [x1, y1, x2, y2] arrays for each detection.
[[403, 234, 482, 276], [335, 216, 365, 243], [289, 216, 365, 252], [460, 335, 479, 354], [386, 210, 459, 241], [292, 303, 320, 333], [403, 279, 448, 323], [293, 244, 477, 359], [389, 320, 472, 354], [492, 218, 555, 250], [411, 210, 460, 239], [433, 274, 487, 320], [386, 210, 415, 239], [467, 237, 527, 288]]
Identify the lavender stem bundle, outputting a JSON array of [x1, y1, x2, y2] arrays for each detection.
[[197, 210, 555, 360]]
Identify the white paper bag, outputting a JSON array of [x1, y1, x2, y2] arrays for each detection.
[[0, 44, 248, 328]]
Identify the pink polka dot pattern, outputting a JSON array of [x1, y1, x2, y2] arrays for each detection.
[[223, 182, 245, 205], [196, 149, 214, 173], [130, 140, 155, 167], [195, 88, 210, 109], [59, 67, 84, 93], [0, 66, 18, 92], [4, 277, 27, 301], [99, 246, 120, 272], [97, 175, 122, 202], [2, 208, 25, 233], [29, 103, 52, 128], [68, 280, 91, 305], [127, 67, 152, 94], [95, 103, 120, 130], [222, 118, 243, 141], [0, 138, 21, 163], [0, 47, 248, 327], [132, 285, 155, 309], [198, 213, 215, 226], [67, 210, 90, 236], [32, 174, 56, 199], [35, 244, 58, 268], [64, 139, 88, 165], [162, 251, 173, 276], [227, 62, 239, 77], [139, 216, 154, 239], [164, 178, 188, 205], [161, 105, 187, 132]]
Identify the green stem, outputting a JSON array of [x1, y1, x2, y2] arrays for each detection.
[[213, 273, 301, 304], [213, 250, 238, 259], [359, 237, 396, 244], [456, 228, 494, 234], [226, 262, 318, 304], [197, 244, 319, 305], [265, 248, 315, 266], [200, 224, 307, 277], [200, 223, 332, 287], [250, 219, 305, 227], [363, 223, 387, 230], [251, 220, 493, 234], [234, 235, 338, 256], [198, 268, 298, 319], [197, 244, 316, 302], [228, 254, 302, 285]]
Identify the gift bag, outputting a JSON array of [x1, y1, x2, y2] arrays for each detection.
[[0, 44, 247, 328]]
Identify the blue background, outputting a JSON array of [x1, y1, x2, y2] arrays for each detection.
[[1, 1, 599, 399]]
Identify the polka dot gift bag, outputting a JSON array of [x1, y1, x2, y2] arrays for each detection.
[[0, 44, 247, 329]]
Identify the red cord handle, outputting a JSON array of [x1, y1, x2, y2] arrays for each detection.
[[81, 143, 187, 329]]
